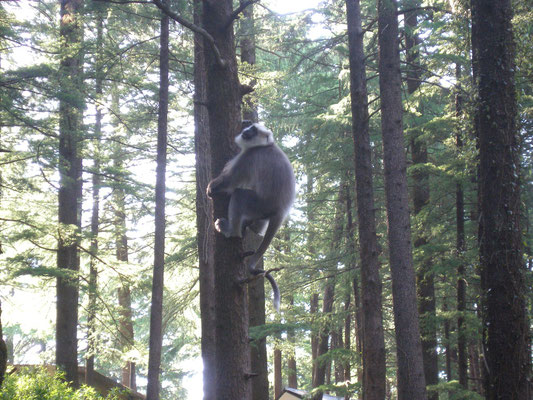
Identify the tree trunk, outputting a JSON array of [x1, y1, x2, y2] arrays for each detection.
[[146, 6, 169, 399], [86, 4, 104, 387], [312, 282, 335, 400], [472, 0, 530, 398], [454, 62, 468, 390], [343, 293, 351, 397], [287, 295, 298, 389], [274, 334, 282, 399], [0, 302, 7, 388], [404, 4, 438, 398], [377, 0, 427, 398], [192, 1, 216, 399], [246, 232, 268, 399], [312, 186, 345, 400], [311, 292, 319, 385], [56, 0, 84, 387], [202, 0, 250, 397], [442, 301, 452, 382], [345, 1, 386, 398], [238, 4, 269, 398]]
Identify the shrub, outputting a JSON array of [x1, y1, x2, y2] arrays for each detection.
[[0, 368, 123, 400]]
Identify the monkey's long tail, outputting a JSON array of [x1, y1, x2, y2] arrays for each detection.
[[250, 268, 280, 312], [265, 272, 280, 312]]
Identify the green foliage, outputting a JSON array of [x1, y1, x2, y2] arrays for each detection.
[[0, 368, 126, 400]]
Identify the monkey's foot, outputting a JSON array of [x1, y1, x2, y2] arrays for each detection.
[[214, 218, 231, 238]]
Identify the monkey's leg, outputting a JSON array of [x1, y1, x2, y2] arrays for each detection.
[[226, 189, 267, 238], [248, 219, 269, 236]]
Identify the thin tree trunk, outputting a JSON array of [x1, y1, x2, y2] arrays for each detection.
[[345, 0, 386, 398], [377, 0, 427, 398], [404, 4, 438, 398], [274, 334, 282, 399], [454, 62, 468, 390], [56, 0, 84, 387], [86, 4, 103, 386], [345, 186, 363, 395], [472, 0, 530, 398], [0, 302, 7, 388], [312, 282, 335, 400], [311, 292, 319, 385], [312, 186, 345, 400], [287, 295, 298, 389], [115, 210, 136, 390], [442, 301, 452, 382], [343, 293, 351, 391], [192, 1, 216, 399], [202, 0, 250, 397], [146, 6, 169, 398], [468, 343, 483, 394]]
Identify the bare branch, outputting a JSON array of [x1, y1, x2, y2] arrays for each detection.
[[151, 0, 227, 68], [224, 0, 261, 30]]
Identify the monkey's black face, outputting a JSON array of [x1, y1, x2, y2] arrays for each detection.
[[241, 125, 258, 140], [235, 123, 274, 150]]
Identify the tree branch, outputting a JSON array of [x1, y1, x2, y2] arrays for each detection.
[[224, 0, 261, 30], [151, 0, 227, 68]]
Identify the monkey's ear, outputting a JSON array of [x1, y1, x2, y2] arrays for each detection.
[[242, 120, 253, 130]]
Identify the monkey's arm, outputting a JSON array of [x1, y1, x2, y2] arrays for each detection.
[[207, 155, 248, 197], [207, 173, 231, 197]]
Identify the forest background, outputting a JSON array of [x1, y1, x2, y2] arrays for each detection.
[[0, 0, 531, 399]]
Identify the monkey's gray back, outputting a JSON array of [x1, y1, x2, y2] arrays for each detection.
[[234, 144, 295, 217]]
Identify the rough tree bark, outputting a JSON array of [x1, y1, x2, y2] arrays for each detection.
[[202, 0, 251, 397], [377, 0, 427, 398], [345, 0, 386, 398], [192, 1, 216, 398], [56, 0, 84, 387], [146, 5, 169, 398], [472, 0, 530, 398], [239, 3, 269, 398]]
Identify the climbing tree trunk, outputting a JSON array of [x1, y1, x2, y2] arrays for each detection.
[[193, 1, 216, 398], [146, 6, 169, 398], [202, 0, 250, 397], [56, 0, 84, 387], [472, 0, 530, 398], [345, 0, 386, 398], [239, 3, 269, 398], [377, 0, 427, 398]]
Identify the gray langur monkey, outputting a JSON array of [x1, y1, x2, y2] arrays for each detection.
[[206, 122, 295, 311]]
